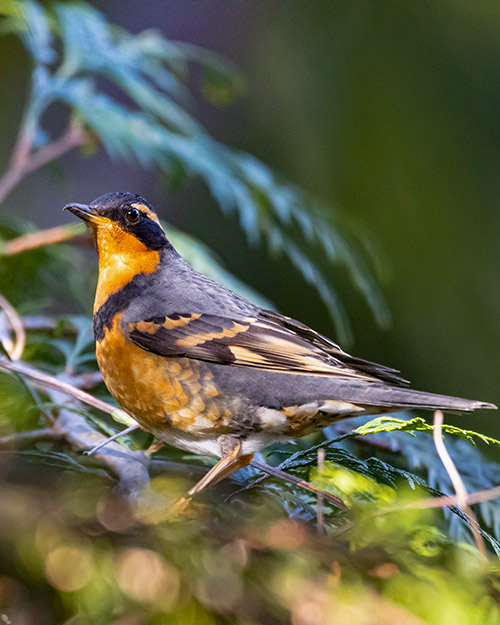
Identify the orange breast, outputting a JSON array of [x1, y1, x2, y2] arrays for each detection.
[[96, 314, 231, 434]]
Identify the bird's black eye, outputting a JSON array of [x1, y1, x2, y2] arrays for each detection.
[[125, 207, 141, 224]]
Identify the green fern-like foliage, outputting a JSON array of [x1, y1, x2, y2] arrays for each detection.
[[0, 0, 390, 343]]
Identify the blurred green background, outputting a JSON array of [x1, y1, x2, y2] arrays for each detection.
[[3, 3, 500, 624], [1, 0, 499, 432]]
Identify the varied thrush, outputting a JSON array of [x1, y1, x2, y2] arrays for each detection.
[[64, 192, 496, 498]]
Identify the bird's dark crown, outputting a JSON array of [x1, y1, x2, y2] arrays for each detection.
[[90, 191, 152, 214]]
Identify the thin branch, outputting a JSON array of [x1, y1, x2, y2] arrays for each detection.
[[49, 375, 168, 516], [84, 424, 140, 456], [0, 293, 26, 360], [433, 411, 468, 508], [8, 114, 36, 177], [145, 440, 165, 456], [19, 317, 98, 339], [250, 458, 345, 509], [70, 370, 103, 390], [0, 428, 61, 448], [317, 448, 325, 534], [0, 355, 125, 419], [433, 410, 486, 557], [20, 316, 58, 331], [381, 485, 500, 513], [1, 224, 87, 256], [24, 126, 86, 175], [0, 125, 35, 205], [0, 125, 86, 205]]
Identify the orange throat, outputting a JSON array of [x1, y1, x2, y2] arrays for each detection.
[[93, 225, 160, 313]]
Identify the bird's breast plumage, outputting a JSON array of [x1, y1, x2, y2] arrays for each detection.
[[96, 312, 235, 435]]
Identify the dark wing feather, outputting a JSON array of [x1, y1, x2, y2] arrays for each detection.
[[259, 310, 408, 385], [126, 310, 408, 385]]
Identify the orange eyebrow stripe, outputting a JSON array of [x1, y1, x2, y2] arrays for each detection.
[[131, 202, 161, 225]]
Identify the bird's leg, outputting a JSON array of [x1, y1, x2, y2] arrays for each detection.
[[84, 424, 140, 456], [173, 437, 252, 514], [200, 451, 254, 490], [145, 440, 165, 456], [187, 435, 252, 496]]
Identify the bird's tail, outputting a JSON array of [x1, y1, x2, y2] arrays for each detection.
[[329, 381, 496, 413]]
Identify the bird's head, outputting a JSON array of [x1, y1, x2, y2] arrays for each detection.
[[64, 192, 172, 311], [64, 191, 169, 254]]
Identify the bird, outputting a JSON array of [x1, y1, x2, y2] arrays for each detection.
[[64, 191, 496, 500]]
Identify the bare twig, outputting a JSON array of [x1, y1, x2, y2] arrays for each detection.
[[0, 355, 124, 419], [433, 410, 486, 557], [333, 482, 500, 543], [49, 375, 168, 516], [1, 128, 36, 203], [250, 458, 345, 509], [317, 448, 325, 534], [1, 224, 87, 256], [70, 370, 103, 390], [433, 411, 468, 508], [380, 485, 500, 513], [19, 317, 100, 343], [0, 428, 61, 448], [84, 424, 140, 456], [0, 125, 86, 205], [447, 485, 500, 507], [10, 123, 35, 173], [23, 126, 86, 176], [0, 294, 26, 360], [20, 316, 59, 331]]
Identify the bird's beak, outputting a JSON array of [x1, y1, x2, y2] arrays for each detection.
[[63, 203, 108, 225]]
